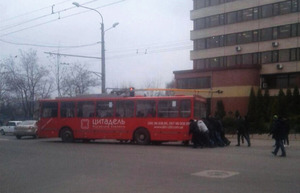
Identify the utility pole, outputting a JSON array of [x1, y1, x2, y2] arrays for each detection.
[[56, 49, 61, 97], [101, 22, 106, 94]]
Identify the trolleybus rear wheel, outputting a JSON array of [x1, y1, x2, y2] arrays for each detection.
[[134, 128, 150, 145], [61, 128, 74, 143]]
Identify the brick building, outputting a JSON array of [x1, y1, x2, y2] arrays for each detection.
[[174, 0, 300, 116]]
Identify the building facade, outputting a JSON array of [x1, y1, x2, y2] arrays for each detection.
[[174, 0, 300, 116]]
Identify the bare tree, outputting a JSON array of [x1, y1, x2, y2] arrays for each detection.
[[143, 78, 164, 96], [60, 63, 100, 97], [0, 63, 8, 104], [165, 78, 176, 96], [4, 50, 53, 118]]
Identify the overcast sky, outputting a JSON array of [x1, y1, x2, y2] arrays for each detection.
[[0, 0, 193, 93]]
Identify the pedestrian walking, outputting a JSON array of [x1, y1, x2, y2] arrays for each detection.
[[282, 117, 290, 146], [270, 115, 286, 157], [235, 115, 251, 147]]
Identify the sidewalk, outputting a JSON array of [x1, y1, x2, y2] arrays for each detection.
[[226, 133, 300, 141]]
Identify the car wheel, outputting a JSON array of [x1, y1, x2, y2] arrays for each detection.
[[1, 130, 5, 135], [16, 135, 21, 139]]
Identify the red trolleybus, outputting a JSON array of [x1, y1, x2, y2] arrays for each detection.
[[37, 94, 206, 144]]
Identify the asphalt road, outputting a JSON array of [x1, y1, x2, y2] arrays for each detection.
[[0, 135, 299, 193]]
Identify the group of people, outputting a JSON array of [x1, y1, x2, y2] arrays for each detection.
[[189, 116, 231, 148], [189, 114, 289, 157]]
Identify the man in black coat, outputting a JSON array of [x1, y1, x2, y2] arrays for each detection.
[[270, 115, 286, 157], [236, 116, 251, 147]]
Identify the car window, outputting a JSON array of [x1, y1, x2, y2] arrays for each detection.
[[8, 122, 16, 126], [19, 121, 36, 126]]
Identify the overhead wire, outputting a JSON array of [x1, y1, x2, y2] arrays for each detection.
[[0, 0, 125, 37], [0, 39, 100, 48], [0, 0, 73, 23], [0, 0, 101, 25], [0, 0, 192, 59]]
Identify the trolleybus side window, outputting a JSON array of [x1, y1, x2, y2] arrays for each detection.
[[180, 100, 191, 118], [136, 100, 156, 118], [96, 101, 114, 118], [41, 102, 58, 118], [60, 102, 75, 118], [77, 101, 95, 118], [194, 101, 206, 119], [116, 101, 134, 118], [158, 100, 179, 118]]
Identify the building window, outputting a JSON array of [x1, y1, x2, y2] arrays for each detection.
[[279, 25, 291, 38], [177, 77, 211, 89], [194, 39, 206, 50], [194, 0, 205, 9], [194, 1, 300, 30], [242, 8, 254, 21], [237, 31, 253, 44], [208, 57, 221, 68], [280, 1, 292, 14], [209, 15, 220, 27], [279, 49, 290, 62], [291, 48, 297, 61], [242, 54, 253, 66], [260, 4, 273, 18], [292, 0, 298, 12], [193, 0, 236, 10], [260, 28, 273, 41], [226, 55, 236, 67], [194, 23, 300, 50], [226, 33, 236, 46], [262, 74, 297, 89], [226, 12, 237, 24], [207, 36, 220, 48], [291, 24, 298, 37], [194, 18, 205, 30], [194, 59, 206, 69], [261, 51, 273, 64]]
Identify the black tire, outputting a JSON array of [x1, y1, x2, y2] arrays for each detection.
[[1, 130, 5, 135], [16, 135, 21, 139], [82, 139, 91, 143], [61, 128, 74, 143], [183, 140, 190, 146], [152, 141, 162, 145], [134, 128, 150, 145]]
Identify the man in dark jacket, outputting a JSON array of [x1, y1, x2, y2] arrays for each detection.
[[236, 116, 251, 147], [270, 115, 286, 157]]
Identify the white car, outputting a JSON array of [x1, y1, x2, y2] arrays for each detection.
[[0, 121, 23, 135], [14, 120, 38, 139]]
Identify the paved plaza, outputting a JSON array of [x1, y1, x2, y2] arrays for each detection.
[[0, 135, 299, 193]]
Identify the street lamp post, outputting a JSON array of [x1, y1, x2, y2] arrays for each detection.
[[72, 2, 118, 94]]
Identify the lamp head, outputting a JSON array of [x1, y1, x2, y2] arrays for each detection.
[[112, 22, 119, 28], [72, 2, 80, 7]]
